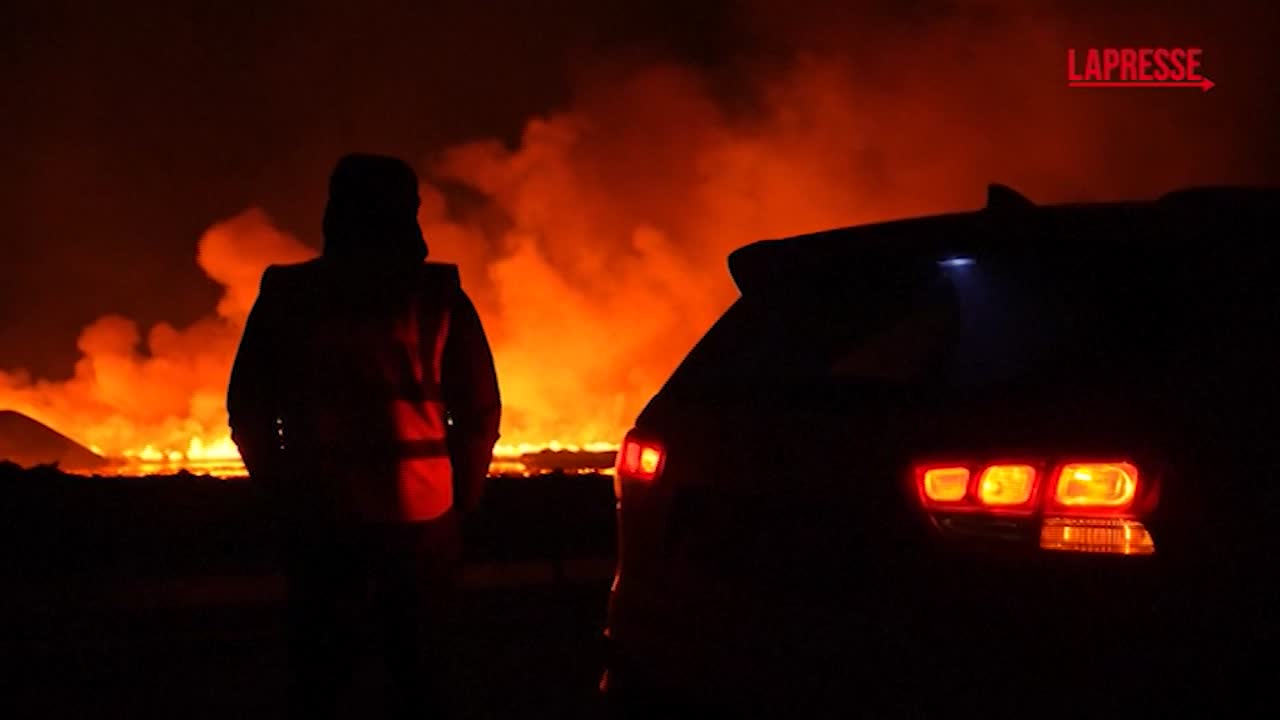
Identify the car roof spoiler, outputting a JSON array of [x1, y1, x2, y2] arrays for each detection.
[[985, 183, 1036, 212], [727, 183, 1277, 295], [726, 184, 1027, 295]]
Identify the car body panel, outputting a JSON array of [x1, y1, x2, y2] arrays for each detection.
[[604, 187, 1280, 712]]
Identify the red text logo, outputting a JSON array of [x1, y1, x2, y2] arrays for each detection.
[[1068, 47, 1214, 92]]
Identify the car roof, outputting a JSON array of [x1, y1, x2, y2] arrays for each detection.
[[727, 184, 1280, 295]]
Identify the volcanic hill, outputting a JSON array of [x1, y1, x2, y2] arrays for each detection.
[[0, 410, 108, 471]]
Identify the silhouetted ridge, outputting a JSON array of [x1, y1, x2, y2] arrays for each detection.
[[0, 410, 107, 470]]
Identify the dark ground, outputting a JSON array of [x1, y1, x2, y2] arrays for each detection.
[[1, 464, 617, 719]]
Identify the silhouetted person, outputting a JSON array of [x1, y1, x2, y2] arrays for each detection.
[[227, 153, 501, 719]]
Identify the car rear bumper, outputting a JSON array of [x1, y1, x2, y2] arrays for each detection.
[[605, 546, 1275, 713]]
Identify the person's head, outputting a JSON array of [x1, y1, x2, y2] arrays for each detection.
[[322, 153, 427, 264]]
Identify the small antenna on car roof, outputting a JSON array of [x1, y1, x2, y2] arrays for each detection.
[[986, 184, 1035, 211]]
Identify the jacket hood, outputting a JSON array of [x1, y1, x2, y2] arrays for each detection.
[[321, 153, 428, 265]]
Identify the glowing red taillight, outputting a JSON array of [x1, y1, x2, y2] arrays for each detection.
[[915, 460, 1043, 513], [1052, 462, 1138, 509], [912, 456, 1156, 554], [914, 458, 1141, 514], [616, 431, 664, 482], [920, 466, 969, 503], [977, 464, 1037, 507]]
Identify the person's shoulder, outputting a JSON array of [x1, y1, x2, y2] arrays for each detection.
[[260, 258, 324, 286]]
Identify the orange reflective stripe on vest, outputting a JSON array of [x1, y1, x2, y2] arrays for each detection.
[[386, 283, 454, 521]]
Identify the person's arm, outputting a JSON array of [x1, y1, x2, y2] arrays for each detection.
[[441, 288, 501, 513], [227, 266, 284, 487]]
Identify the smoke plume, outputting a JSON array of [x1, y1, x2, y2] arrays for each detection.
[[0, 210, 311, 461]]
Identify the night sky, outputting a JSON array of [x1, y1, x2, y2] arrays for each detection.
[[4, 0, 1278, 379]]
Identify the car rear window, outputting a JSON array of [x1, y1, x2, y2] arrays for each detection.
[[660, 211, 1277, 403]]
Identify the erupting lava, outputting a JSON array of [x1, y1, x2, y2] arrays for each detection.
[[110, 437, 619, 478]]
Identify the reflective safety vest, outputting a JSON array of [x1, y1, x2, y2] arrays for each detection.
[[262, 260, 462, 524], [382, 275, 455, 521]]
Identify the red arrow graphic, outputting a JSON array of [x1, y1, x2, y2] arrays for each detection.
[[1068, 78, 1215, 92]]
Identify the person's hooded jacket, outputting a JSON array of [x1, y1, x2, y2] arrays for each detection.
[[227, 154, 500, 524]]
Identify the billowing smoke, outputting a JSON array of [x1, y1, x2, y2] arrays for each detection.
[[2, 0, 1271, 465], [0, 210, 312, 461]]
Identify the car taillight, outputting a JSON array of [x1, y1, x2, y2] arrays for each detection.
[[912, 456, 1156, 555], [977, 464, 1037, 506], [1052, 462, 1138, 509], [921, 466, 969, 502], [616, 431, 664, 482], [915, 460, 1042, 513], [1039, 518, 1154, 555]]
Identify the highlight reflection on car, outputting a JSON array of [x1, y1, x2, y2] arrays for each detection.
[[601, 184, 1279, 716]]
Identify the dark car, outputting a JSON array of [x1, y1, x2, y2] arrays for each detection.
[[601, 185, 1279, 717]]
